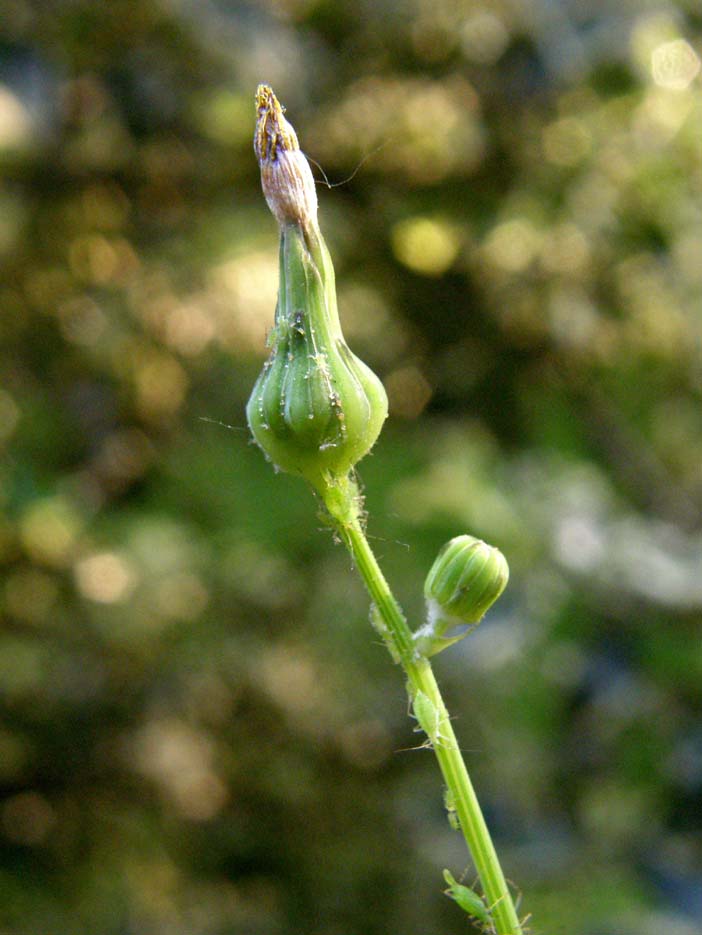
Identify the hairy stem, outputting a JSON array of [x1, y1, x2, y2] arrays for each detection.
[[333, 511, 523, 935]]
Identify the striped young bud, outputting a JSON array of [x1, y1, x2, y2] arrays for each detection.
[[247, 87, 388, 496], [414, 536, 509, 657]]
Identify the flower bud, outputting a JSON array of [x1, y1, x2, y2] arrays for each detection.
[[254, 84, 318, 228], [247, 87, 388, 497], [414, 536, 509, 657]]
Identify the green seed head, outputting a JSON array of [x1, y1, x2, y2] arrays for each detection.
[[247, 86, 388, 494], [415, 535, 509, 657]]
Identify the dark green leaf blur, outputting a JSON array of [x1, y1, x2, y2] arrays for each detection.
[[1, 2, 701, 933]]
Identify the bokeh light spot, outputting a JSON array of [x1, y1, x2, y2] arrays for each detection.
[[459, 11, 509, 65], [391, 217, 462, 276], [633, 88, 694, 147], [211, 250, 279, 354], [197, 89, 251, 145], [540, 223, 590, 276], [153, 573, 209, 621], [132, 719, 227, 821], [57, 296, 108, 346], [134, 353, 188, 420], [384, 365, 432, 419], [74, 551, 137, 604], [337, 282, 407, 361], [19, 498, 83, 568], [310, 77, 484, 184], [483, 219, 541, 273], [258, 645, 325, 717], [651, 39, 701, 90], [0, 84, 33, 150], [69, 234, 121, 284], [338, 719, 392, 771], [547, 287, 598, 350], [164, 300, 216, 356]]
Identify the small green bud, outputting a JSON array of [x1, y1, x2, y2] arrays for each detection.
[[425, 536, 509, 621], [414, 535, 509, 657], [247, 86, 388, 497]]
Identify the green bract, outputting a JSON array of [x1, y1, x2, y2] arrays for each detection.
[[246, 222, 387, 493], [414, 535, 509, 657]]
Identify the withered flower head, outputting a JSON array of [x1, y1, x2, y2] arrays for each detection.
[[254, 84, 318, 228]]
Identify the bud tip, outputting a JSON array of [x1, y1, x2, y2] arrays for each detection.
[[254, 84, 299, 165]]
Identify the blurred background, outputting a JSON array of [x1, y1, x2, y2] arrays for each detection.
[[1, 1, 701, 933]]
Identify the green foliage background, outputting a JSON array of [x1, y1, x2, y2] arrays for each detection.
[[1, 1, 701, 933]]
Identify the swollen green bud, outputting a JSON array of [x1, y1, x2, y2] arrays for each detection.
[[414, 535, 509, 657], [247, 86, 388, 498]]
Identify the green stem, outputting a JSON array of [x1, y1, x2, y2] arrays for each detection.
[[334, 512, 523, 935]]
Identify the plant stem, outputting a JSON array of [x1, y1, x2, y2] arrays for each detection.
[[334, 513, 523, 935], [252, 85, 523, 933]]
